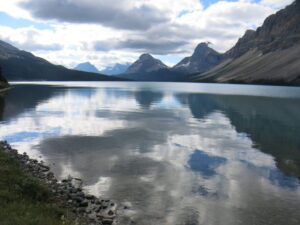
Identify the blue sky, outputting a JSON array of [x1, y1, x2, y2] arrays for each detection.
[[0, 0, 293, 68], [0, 12, 50, 29]]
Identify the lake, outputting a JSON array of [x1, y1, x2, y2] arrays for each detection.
[[0, 82, 300, 225]]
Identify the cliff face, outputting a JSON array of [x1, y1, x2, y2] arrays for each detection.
[[192, 1, 300, 86], [226, 0, 300, 58]]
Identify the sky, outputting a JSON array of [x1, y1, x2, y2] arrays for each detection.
[[0, 0, 294, 69]]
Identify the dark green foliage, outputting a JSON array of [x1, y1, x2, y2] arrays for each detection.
[[1, 56, 124, 81], [0, 66, 8, 87], [0, 149, 74, 225], [120, 68, 190, 82]]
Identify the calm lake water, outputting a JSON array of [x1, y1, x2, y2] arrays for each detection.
[[1, 82, 300, 225]]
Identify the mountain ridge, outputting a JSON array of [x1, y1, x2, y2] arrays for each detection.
[[1, 1, 299, 85], [0, 40, 125, 81], [100, 63, 130, 75], [191, 0, 300, 85], [119, 45, 223, 81]]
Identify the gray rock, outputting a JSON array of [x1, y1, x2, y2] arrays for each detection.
[[79, 201, 89, 207]]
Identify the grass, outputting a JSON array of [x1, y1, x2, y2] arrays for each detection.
[[0, 147, 75, 225]]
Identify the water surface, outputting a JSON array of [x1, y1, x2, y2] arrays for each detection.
[[0, 82, 300, 225]]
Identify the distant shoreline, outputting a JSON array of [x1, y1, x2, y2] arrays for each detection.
[[8, 79, 300, 87]]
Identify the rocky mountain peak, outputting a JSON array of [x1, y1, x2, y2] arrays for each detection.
[[193, 42, 209, 53], [125, 53, 168, 74], [192, 42, 220, 58], [173, 42, 223, 74], [139, 53, 154, 61]]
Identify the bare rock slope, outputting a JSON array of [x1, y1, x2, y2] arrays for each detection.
[[192, 0, 300, 85]]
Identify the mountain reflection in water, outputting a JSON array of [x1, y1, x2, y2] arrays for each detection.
[[0, 82, 299, 225]]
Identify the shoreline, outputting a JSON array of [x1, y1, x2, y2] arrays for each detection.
[[0, 140, 119, 225], [0, 85, 11, 93]]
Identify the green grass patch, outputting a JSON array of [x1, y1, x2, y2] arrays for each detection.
[[0, 148, 75, 225]]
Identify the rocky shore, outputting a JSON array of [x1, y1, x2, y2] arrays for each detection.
[[0, 141, 119, 225]]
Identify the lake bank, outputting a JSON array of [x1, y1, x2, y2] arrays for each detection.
[[0, 141, 119, 225]]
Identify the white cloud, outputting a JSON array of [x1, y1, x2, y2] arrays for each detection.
[[0, 0, 294, 67], [0, 0, 32, 20], [260, 0, 294, 9]]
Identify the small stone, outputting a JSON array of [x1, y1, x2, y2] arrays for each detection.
[[85, 208, 92, 214], [77, 207, 86, 214], [74, 196, 84, 203], [102, 219, 113, 225], [79, 201, 89, 207], [85, 194, 94, 200]]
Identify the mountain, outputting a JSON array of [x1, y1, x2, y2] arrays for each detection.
[[173, 42, 223, 74], [74, 62, 99, 73], [192, 0, 300, 85], [0, 40, 124, 81], [119, 53, 182, 81], [125, 53, 168, 74], [74, 62, 130, 76], [100, 63, 130, 75], [119, 44, 224, 82]]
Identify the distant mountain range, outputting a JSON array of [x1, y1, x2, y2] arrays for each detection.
[[191, 0, 300, 85], [119, 0, 300, 85], [73, 62, 130, 75], [0, 41, 125, 81], [101, 63, 130, 75], [74, 62, 99, 74], [0, 0, 299, 85], [119, 43, 224, 82]]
